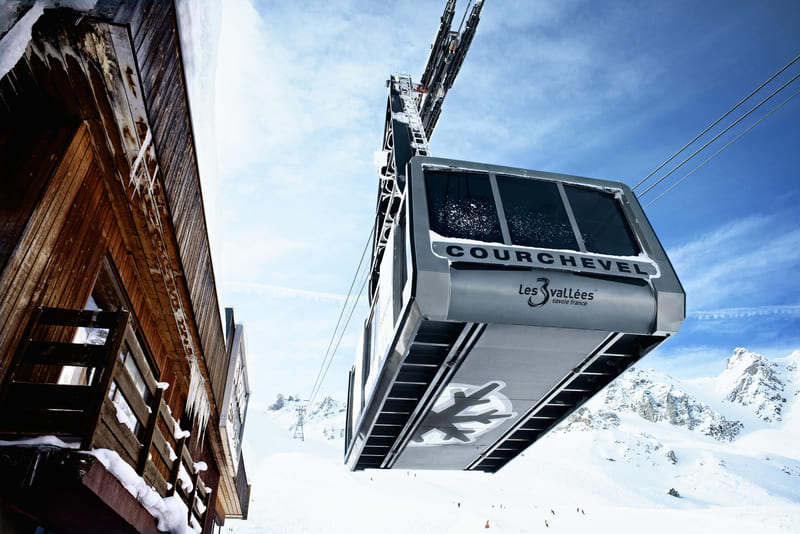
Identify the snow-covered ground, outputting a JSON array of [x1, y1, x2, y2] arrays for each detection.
[[229, 349, 800, 533]]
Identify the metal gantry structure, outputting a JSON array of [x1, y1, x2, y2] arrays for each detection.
[[369, 0, 484, 301]]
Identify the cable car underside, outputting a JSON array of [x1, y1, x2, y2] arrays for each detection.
[[351, 317, 667, 472]]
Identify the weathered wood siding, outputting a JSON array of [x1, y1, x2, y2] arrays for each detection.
[[1, 0, 230, 409], [0, 24, 172, 405], [0, 123, 95, 367], [0, 2, 241, 525], [116, 0, 231, 408], [1, 0, 229, 404], [0, 121, 74, 275]]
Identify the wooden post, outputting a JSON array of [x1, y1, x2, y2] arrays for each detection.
[[0, 307, 42, 408], [167, 436, 186, 497], [82, 310, 130, 450], [0, 307, 43, 436], [136, 385, 163, 475], [187, 471, 200, 523]]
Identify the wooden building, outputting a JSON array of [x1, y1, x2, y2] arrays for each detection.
[[0, 1, 250, 532]]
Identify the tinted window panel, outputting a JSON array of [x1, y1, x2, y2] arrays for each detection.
[[564, 185, 640, 256], [496, 175, 579, 250], [425, 170, 503, 243]]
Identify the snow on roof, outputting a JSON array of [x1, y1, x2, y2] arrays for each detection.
[[174, 0, 226, 319], [0, 436, 198, 533], [0, 1, 45, 80], [0, 435, 80, 449], [0, 1, 102, 79], [89, 448, 200, 534]]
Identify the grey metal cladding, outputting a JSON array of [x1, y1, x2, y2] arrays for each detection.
[[407, 155, 685, 335], [448, 267, 656, 333]]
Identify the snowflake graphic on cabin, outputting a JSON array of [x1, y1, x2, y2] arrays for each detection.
[[410, 381, 516, 446]]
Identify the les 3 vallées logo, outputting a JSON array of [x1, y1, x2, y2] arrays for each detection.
[[519, 277, 596, 307]]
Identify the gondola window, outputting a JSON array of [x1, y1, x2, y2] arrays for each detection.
[[495, 175, 578, 250], [564, 185, 640, 256], [425, 170, 503, 243]]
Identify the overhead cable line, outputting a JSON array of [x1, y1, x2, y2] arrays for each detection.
[[305, 224, 374, 414], [307, 267, 371, 414], [638, 68, 800, 200], [633, 53, 800, 193], [306, 225, 373, 410], [643, 87, 800, 208]]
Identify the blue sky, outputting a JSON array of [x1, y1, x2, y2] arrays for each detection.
[[208, 0, 800, 407]]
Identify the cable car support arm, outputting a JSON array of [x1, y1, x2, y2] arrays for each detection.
[[370, 0, 484, 300]]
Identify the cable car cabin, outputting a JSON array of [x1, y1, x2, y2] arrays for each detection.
[[345, 156, 684, 472]]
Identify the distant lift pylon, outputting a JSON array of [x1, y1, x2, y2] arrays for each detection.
[[345, 0, 685, 472]]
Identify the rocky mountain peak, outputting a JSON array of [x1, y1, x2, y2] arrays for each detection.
[[574, 368, 743, 441], [720, 348, 787, 422], [268, 393, 304, 411], [305, 396, 345, 420]]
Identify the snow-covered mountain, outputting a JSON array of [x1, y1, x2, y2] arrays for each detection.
[[563, 368, 744, 441], [234, 349, 800, 534], [572, 347, 797, 430], [716, 347, 794, 422], [266, 394, 346, 442]]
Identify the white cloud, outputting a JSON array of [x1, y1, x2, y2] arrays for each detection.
[[224, 280, 358, 304], [214, 0, 440, 181], [432, 1, 668, 167], [667, 215, 800, 311], [692, 305, 800, 321], [642, 343, 734, 380]]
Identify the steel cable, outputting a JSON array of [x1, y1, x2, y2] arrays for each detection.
[[638, 69, 800, 199], [643, 87, 800, 208], [633, 54, 800, 192], [305, 224, 374, 414]]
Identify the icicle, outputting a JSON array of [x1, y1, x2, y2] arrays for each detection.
[[186, 357, 211, 445], [128, 128, 152, 192]]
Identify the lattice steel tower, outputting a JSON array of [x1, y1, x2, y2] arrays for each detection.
[[293, 407, 305, 441]]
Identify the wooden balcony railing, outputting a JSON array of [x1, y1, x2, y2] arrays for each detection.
[[0, 307, 210, 529]]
